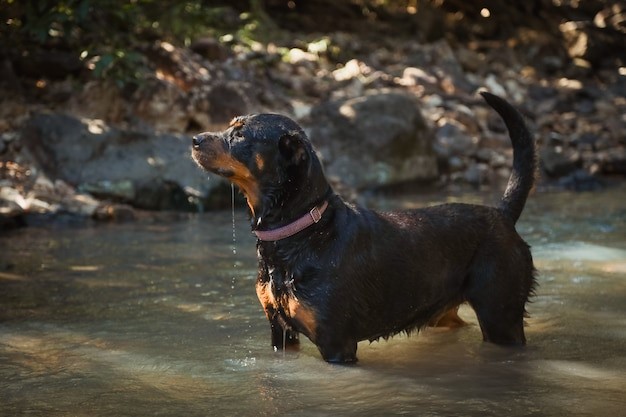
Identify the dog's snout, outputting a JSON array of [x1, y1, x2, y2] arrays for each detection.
[[192, 135, 204, 148]]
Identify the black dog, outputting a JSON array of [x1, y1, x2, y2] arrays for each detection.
[[192, 92, 537, 363]]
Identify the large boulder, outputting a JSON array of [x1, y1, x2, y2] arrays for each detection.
[[20, 113, 213, 211], [306, 91, 438, 189]]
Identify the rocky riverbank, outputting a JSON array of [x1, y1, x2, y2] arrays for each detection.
[[1, 5, 625, 228]]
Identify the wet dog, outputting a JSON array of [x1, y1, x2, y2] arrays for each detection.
[[191, 92, 537, 363]]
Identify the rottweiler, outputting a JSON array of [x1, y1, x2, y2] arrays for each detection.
[[191, 92, 537, 363]]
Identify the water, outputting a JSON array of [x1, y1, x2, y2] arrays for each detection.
[[1, 187, 625, 416]]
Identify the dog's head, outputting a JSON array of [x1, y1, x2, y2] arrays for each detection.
[[192, 114, 329, 219]]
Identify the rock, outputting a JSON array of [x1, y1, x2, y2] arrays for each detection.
[[463, 162, 490, 186], [447, 156, 466, 172], [541, 147, 582, 177], [133, 76, 253, 132], [20, 113, 217, 211], [93, 203, 136, 222], [286, 48, 318, 65], [0, 185, 57, 214], [134, 179, 198, 211], [396, 67, 438, 87], [62, 41, 269, 133], [405, 39, 476, 94], [65, 192, 102, 217], [484, 74, 507, 97], [455, 46, 484, 73], [0, 192, 26, 229], [597, 148, 626, 176], [205, 84, 250, 126], [80, 180, 135, 201], [307, 90, 438, 189], [0, 187, 25, 215], [332, 59, 365, 82], [559, 15, 626, 68], [66, 81, 127, 125], [528, 84, 558, 101], [134, 80, 190, 132], [556, 169, 605, 192], [434, 118, 477, 160]]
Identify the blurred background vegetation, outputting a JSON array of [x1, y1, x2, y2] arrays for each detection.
[[2, 0, 623, 89], [1, 0, 247, 86]]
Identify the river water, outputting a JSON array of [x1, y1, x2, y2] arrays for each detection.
[[1, 187, 625, 416]]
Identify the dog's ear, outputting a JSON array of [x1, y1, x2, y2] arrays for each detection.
[[278, 132, 309, 166]]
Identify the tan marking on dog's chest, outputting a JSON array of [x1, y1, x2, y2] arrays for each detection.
[[287, 297, 318, 339], [256, 281, 277, 313], [255, 281, 318, 339]]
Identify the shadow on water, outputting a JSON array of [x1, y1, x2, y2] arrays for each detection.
[[1, 186, 625, 416]]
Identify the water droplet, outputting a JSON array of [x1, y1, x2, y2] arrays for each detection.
[[231, 183, 237, 251], [227, 183, 239, 348], [230, 183, 237, 294]]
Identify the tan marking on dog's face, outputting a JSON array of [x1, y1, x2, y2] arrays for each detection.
[[223, 157, 260, 215], [192, 142, 260, 215], [287, 297, 317, 339]]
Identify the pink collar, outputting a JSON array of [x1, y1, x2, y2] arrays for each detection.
[[254, 200, 329, 241]]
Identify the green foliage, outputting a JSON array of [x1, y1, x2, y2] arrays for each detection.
[[91, 50, 146, 89], [1, 0, 241, 87]]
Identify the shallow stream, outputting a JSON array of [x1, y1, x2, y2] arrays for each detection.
[[1, 187, 625, 416]]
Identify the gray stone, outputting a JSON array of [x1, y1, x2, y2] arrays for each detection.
[[597, 148, 626, 176], [463, 163, 490, 186], [541, 147, 582, 178], [307, 90, 438, 189], [434, 119, 476, 159], [21, 113, 215, 211]]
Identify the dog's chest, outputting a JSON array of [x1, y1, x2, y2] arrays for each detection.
[[258, 243, 305, 289], [256, 263, 317, 336]]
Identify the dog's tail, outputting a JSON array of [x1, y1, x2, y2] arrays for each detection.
[[481, 92, 536, 225]]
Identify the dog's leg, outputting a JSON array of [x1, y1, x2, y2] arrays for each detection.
[[268, 313, 300, 351], [465, 252, 533, 345], [315, 331, 358, 364], [470, 301, 526, 345], [257, 279, 300, 351]]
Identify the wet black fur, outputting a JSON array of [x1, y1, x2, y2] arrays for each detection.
[[192, 92, 537, 363]]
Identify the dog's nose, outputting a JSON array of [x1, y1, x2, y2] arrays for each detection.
[[192, 135, 204, 148]]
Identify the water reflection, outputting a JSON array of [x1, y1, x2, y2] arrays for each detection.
[[1, 187, 625, 416]]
